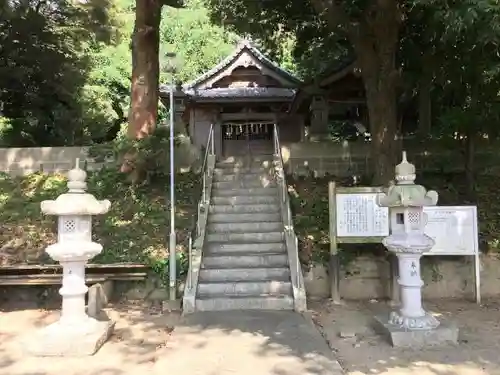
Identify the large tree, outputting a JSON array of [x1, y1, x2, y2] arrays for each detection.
[[203, 0, 500, 184], [205, 0, 404, 183], [128, 0, 184, 140]]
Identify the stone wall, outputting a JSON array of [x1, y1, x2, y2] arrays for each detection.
[[0, 140, 200, 176], [2, 138, 499, 176], [304, 254, 500, 300], [283, 139, 500, 177], [0, 146, 105, 176]]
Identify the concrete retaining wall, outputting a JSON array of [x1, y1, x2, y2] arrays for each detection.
[[304, 254, 500, 300], [2, 139, 499, 177], [0, 138, 200, 176], [0, 146, 106, 176], [282, 139, 500, 177]]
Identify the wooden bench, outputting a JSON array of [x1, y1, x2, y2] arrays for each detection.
[[0, 263, 149, 285], [0, 264, 152, 315]]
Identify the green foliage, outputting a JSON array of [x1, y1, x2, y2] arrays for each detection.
[[0, 168, 197, 274], [0, 0, 122, 146], [0, 0, 235, 147], [159, 0, 237, 83], [288, 176, 331, 267], [149, 252, 188, 287]]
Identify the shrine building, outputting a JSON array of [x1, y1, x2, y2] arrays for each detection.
[[159, 39, 305, 157]]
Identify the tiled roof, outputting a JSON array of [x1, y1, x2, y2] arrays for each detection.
[[187, 87, 296, 99], [183, 39, 301, 89], [158, 85, 296, 100]]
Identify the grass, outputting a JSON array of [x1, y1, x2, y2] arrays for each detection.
[[0, 168, 199, 269]]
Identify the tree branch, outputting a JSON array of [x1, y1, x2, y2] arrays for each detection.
[[308, 0, 349, 30], [160, 0, 185, 8]]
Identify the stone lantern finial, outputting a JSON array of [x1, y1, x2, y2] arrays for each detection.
[[395, 151, 416, 184], [67, 158, 88, 193]]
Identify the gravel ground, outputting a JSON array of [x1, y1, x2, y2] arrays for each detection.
[[309, 298, 500, 375], [1, 298, 499, 375]]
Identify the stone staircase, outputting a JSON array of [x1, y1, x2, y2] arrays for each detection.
[[195, 155, 294, 311]]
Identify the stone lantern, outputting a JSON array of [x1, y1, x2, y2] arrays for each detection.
[[375, 152, 458, 347], [309, 95, 329, 140], [26, 159, 114, 357]]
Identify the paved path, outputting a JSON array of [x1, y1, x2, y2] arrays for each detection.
[[154, 310, 344, 375]]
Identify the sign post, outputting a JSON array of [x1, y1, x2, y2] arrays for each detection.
[[328, 183, 393, 304]]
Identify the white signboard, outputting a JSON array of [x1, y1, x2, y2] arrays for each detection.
[[423, 206, 478, 255], [335, 193, 389, 237]]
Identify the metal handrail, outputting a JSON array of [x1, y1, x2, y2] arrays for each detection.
[[186, 124, 214, 290], [273, 124, 301, 286]]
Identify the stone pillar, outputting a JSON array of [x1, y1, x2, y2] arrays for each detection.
[[309, 95, 329, 141], [374, 152, 459, 348], [25, 159, 115, 357]]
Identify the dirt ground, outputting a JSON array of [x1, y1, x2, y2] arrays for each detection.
[[309, 298, 500, 375], [1, 298, 499, 375], [0, 301, 181, 375]]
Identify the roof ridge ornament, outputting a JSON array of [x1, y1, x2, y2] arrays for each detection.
[[240, 34, 254, 46]]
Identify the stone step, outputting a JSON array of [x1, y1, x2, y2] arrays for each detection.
[[198, 280, 292, 296], [217, 157, 272, 165], [207, 221, 283, 233], [212, 180, 276, 189], [208, 212, 281, 223], [205, 242, 286, 254], [215, 164, 273, 172], [214, 167, 269, 175], [213, 172, 273, 182], [206, 231, 284, 243], [199, 266, 290, 282], [212, 187, 277, 197], [209, 204, 280, 214], [211, 196, 279, 205], [202, 252, 288, 268], [195, 295, 294, 311]]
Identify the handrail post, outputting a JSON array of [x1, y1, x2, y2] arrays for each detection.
[[202, 173, 206, 205], [273, 122, 303, 294], [197, 202, 201, 236], [295, 235, 299, 285], [210, 127, 215, 155], [188, 235, 193, 290], [186, 124, 215, 300]]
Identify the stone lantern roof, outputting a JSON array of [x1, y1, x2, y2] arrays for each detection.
[[41, 158, 111, 216], [377, 151, 438, 208]]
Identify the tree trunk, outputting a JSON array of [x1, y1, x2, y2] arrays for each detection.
[[308, 1, 401, 184], [362, 71, 399, 185], [417, 58, 432, 137], [464, 86, 480, 200], [128, 0, 162, 140], [352, 4, 402, 185], [464, 130, 476, 200]]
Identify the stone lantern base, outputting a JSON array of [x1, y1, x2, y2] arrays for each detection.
[[24, 317, 115, 357], [373, 313, 459, 348]]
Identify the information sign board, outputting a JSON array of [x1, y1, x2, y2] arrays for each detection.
[[423, 206, 478, 256], [335, 193, 389, 237]]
